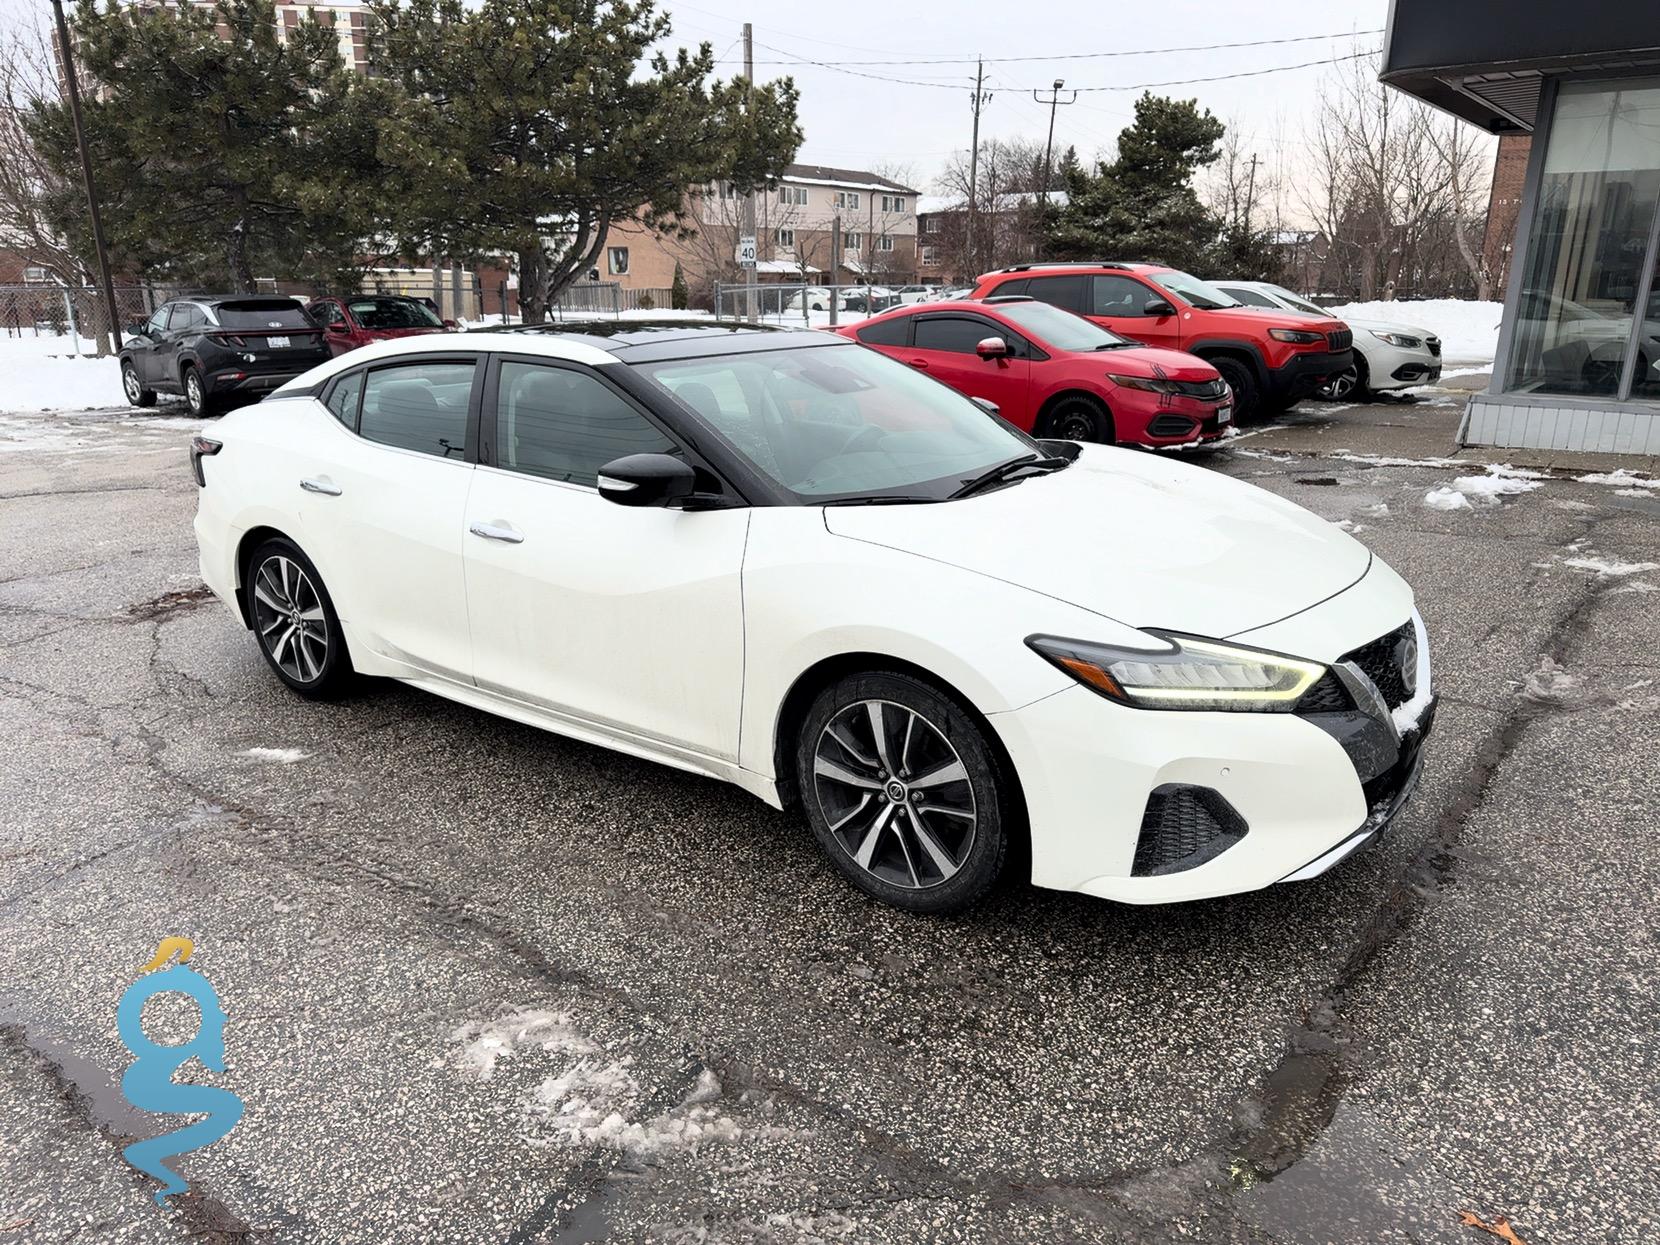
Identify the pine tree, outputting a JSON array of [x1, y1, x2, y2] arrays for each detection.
[[1051, 93, 1225, 273], [369, 0, 802, 323], [671, 262, 689, 310], [28, 0, 380, 291]]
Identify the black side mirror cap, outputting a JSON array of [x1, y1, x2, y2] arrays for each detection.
[[597, 452, 698, 507], [1144, 298, 1176, 317]]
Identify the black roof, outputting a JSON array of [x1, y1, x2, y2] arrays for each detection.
[[489, 318, 848, 363]]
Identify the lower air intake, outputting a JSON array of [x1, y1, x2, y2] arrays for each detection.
[[1131, 785, 1249, 876]]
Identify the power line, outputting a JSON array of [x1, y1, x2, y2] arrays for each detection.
[[734, 29, 1384, 68], [1063, 48, 1379, 92]]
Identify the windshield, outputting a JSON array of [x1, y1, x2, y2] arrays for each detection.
[[349, 297, 443, 329], [214, 300, 312, 329], [1267, 285, 1329, 318], [1148, 271, 1240, 310], [637, 342, 1038, 502], [995, 301, 1132, 350]]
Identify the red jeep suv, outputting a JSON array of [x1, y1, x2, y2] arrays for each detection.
[[839, 297, 1233, 447], [969, 262, 1353, 419]]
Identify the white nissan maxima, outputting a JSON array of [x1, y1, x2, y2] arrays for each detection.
[[190, 322, 1435, 914]]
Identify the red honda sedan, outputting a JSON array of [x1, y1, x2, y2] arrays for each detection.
[[305, 294, 454, 357], [838, 298, 1233, 447]]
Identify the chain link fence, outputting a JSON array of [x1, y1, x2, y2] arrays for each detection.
[[712, 281, 925, 325], [0, 283, 159, 346]]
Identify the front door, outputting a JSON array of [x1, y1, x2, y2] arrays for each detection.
[[1087, 274, 1183, 349], [463, 356, 749, 761], [906, 315, 1033, 428], [133, 305, 174, 385], [297, 355, 481, 683]]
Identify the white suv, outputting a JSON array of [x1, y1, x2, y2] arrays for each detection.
[[1215, 280, 1442, 400]]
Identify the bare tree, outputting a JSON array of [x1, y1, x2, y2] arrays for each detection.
[[933, 136, 1048, 279]]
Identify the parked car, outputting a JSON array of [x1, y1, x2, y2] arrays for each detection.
[[121, 296, 330, 416], [191, 321, 1434, 914], [1509, 289, 1660, 395], [969, 263, 1354, 419], [892, 285, 935, 305], [839, 297, 1233, 447], [305, 294, 453, 357], [786, 287, 845, 313], [1211, 280, 1442, 399]]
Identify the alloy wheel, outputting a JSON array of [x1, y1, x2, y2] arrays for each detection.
[[1323, 366, 1358, 400], [186, 371, 203, 413], [811, 699, 977, 890], [250, 555, 329, 683], [123, 364, 142, 402]]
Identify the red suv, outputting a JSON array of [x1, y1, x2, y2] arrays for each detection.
[[969, 262, 1353, 419], [839, 298, 1233, 447], [305, 294, 453, 356]]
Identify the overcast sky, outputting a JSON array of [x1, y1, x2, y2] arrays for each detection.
[[660, 0, 1396, 194]]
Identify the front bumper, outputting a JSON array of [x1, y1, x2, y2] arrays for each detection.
[[1267, 348, 1355, 401], [1361, 338, 1442, 391], [991, 568, 1432, 904]]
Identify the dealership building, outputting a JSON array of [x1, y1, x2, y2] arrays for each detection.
[[1382, 2, 1660, 455]]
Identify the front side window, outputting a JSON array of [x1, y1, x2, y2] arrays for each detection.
[[494, 361, 675, 487], [1506, 80, 1660, 399], [914, 316, 1005, 355], [638, 343, 1036, 503], [1090, 274, 1160, 316], [146, 306, 172, 336], [1146, 270, 1240, 310], [310, 300, 345, 326], [359, 359, 476, 459]]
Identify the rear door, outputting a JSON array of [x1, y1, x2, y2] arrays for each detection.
[[906, 314, 1034, 429], [1086, 274, 1182, 349]]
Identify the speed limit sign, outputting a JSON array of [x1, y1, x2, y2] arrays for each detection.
[[736, 235, 757, 268]]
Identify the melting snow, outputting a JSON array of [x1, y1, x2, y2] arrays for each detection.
[[452, 1009, 598, 1080], [1423, 487, 1473, 511], [1563, 557, 1660, 578], [239, 747, 309, 764], [1615, 488, 1658, 499], [1576, 468, 1655, 488], [1518, 657, 1581, 707]]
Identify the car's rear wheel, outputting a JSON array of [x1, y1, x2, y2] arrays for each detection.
[[797, 671, 1010, 914], [1210, 357, 1260, 420], [182, 365, 214, 418], [1045, 395, 1112, 443], [121, 360, 156, 407], [245, 538, 352, 698]]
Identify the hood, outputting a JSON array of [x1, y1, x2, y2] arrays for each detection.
[[1087, 344, 1218, 380], [822, 445, 1370, 638], [1345, 317, 1435, 338], [1209, 305, 1347, 334], [366, 327, 446, 340]]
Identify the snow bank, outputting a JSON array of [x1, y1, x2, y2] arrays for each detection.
[[1, 334, 127, 412], [1328, 298, 1504, 368]]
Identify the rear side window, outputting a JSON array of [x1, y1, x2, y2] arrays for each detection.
[[856, 316, 910, 347], [495, 361, 675, 487], [990, 278, 1029, 297], [215, 300, 312, 330], [915, 317, 1003, 354], [359, 360, 476, 459], [168, 304, 206, 331], [1220, 286, 1278, 309], [325, 371, 364, 430], [1025, 275, 1086, 313]]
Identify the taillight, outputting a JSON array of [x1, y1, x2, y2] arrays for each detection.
[[189, 435, 222, 487], [209, 332, 247, 348]]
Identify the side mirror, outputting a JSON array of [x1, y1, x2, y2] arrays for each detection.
[[975, 336, 1011, 360], [970, 396, 1000, 416], [125, 323, 146, 339], [1143, 298, 1176, 317], [597, 452, 697, 508]]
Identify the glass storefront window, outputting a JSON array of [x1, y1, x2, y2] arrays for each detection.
[[1506, 80, 1660, 400]]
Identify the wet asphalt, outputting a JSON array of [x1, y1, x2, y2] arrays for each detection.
[[0, 387, 1656, 1245]]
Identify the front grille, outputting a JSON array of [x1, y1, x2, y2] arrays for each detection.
[[1426, 336, 1442, 358], [1327, 328, 1353, 352], [1341, 621, 1415, 709], [1147, 413, 1199, 438], [1170, 377, 1228, 399], [1295, 669, 1352, 714], [1131, 786, 1248, 876]]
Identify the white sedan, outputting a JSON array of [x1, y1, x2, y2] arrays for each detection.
[[190, 323, 1435, 913]]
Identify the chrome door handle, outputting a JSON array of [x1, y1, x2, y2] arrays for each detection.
[[469, 522, 524, 544], [300, 477, 342, 496]]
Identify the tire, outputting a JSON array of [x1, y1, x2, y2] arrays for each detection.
[[1044, 394, 1112, 443], [796, 670, 1012, 914], [1210, 357, 1260, 420], [1319, 355, 1370, 402], [244, 538, 353, 699], [182, 364, 216, 418], [121, 360, 156, 408]]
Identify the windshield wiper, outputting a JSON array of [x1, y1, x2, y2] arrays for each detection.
[[948, 453, 1070, 500], [821, 494, 942, 506], [1092, 342, 1134, 350]]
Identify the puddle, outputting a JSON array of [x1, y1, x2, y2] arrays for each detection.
[[0, 1005, 156, 1143]]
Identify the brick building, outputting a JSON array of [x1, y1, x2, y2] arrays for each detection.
[[1479, 134, 1531, 296]]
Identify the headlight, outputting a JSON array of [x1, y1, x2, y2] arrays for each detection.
[[1107, 373, 1183, 394], [1026, 631, 1326, 712], [1268, 328, 1326, 345], [1370, 330, 1424, 348]]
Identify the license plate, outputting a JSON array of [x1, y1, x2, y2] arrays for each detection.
[[267, 335, 290, 349], [1216, 404, 1232, 425]]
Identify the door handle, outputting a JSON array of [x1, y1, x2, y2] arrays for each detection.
[[300, 477, 342, 496], [469, 521, 524, 544], [907, 358, 930, 370]]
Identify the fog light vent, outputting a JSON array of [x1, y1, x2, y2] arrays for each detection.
[[1131, 785, 1248, 876], [1147, 413, 1199, 438]]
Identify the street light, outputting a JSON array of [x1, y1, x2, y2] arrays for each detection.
[[1035, 78, 1075, 214]]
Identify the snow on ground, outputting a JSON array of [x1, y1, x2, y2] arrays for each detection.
[[1563, 556, 1660, 578], [1422, 467, 1542, 511], [1576, 468, 1657, 488], [1328, 298, 1503, 368], [238, 747, 310, 765], [1, 333, 127, 412]]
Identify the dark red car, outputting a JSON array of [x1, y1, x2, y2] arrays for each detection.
[[838, 297, 1233, 447], [305, 294, 454, 356]]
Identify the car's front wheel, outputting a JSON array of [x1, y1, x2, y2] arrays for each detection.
[[1045, 395, 1112, 443], [1320, 355, 1370, 401], [121, 360, 156, 407], [245, 538, 353, 698], [1211, 357, 1260, 420], [796, 671, 1012, 913]]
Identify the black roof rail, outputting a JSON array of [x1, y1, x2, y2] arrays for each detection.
[[982, 294, 1035, 303], [998, 260, 1131, 273]]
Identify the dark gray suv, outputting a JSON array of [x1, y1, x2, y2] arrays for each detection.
[[120, 296, 331, 416]]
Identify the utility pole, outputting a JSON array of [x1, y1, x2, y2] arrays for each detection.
[[49, 0, 120, 352], [1035, 79, 1077, 211], [966, 58, 990, 279], [828, 215, 840, 328], [741, 22, 758, 323], [1244, 153, 1260, 225]]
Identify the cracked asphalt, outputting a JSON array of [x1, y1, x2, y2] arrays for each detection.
[[0, 385, 1656, 1244]]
